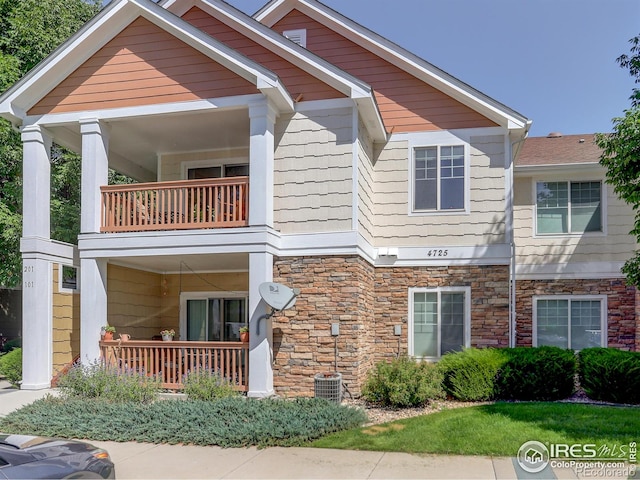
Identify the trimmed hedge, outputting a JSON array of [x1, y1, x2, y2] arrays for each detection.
[[362, 356, 444, 407], [438, 348, 508, 401], [497, 346, 576, 401], [578, 348, 640, 404], [0, 347, 22, 387]]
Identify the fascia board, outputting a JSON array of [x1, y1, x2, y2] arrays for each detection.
[[1, 0, 293, 122], [258, 0, 529, 131], [192, 0, 373, 101]]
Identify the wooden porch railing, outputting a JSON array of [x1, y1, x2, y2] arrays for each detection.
[[100, 177, 249, 233], [99, 340, 249, 391]]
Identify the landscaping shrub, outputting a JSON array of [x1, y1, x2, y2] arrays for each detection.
[[497, 346, 576, 401], [0, 347, 22, 387], [183, 370, 240, 400], [0, 396, 367, 447], [438, 348, 508, 401], [2, 338, 21, 353], [57, 361, 160, 403], [362, 356, 444, 407], [578, 348, 640, 404]]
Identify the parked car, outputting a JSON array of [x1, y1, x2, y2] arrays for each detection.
[[0, 434, 115, 479]]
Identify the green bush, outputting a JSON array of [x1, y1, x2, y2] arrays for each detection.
[[2, 338, 21, 353], [497, 346, 576, 401], [438, 348, 508, 401], [362, 356, 444, 407], [578, 348, 640, 404], [0, 396, 367, 447], [57, 361, 160, 403], [0, 348, 22, 387], [183, 370, 240, 400]]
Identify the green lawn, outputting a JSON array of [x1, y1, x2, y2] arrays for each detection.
[[311, 402, 640, 456]]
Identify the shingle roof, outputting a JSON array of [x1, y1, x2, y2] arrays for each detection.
[[517, 133, 602, 166]]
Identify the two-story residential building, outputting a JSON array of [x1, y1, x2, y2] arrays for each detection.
[[0, 0, 636, 397]]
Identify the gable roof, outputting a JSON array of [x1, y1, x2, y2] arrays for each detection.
[[0, 0, 298, 127], [517, 134, 602, 167], [255, 0, 530, 132]]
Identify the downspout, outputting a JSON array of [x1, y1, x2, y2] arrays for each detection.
[[508, 132, 529, 348]]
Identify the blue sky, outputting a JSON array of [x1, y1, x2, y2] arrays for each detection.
[[224, 0, 639, 138]]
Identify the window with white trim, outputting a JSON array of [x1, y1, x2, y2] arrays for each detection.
[[534, 296, 606, 350], [414, 146, 465, 211], [59, 265, 78, 293], [181, 292, 248, 342], [409, 287, 470, 359], [536, 181, 602, 234], [186, 163, 249, 180], [283, 29, 306, 47]]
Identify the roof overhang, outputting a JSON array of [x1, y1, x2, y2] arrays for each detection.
[[256, 0, 530, 134], [0, 0, 295, 127], [514, 162, 604, 177], [160, 0, 387, 142]]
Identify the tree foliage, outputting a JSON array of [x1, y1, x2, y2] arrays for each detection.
[[596, 33, 640, 285], [0, 0, 101, 287]]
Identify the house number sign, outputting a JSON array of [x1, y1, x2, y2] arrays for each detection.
[[23, 262, 36, 288]]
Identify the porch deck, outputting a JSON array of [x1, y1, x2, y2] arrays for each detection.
[[99, 340, 249, 391], [100, 177, 249, 233]]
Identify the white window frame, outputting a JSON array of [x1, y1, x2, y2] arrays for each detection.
[[408, 286, 471, 360], [181, 157, 249, 181], [408, 132, 470, 216], [58, 264, 79, 294], [532, 295, 607, 349], [533, 179, 605, 237], [179, 291, 248, 341], [283, 29, 307, 47]]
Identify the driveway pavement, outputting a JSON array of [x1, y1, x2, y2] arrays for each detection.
[[0, 380, 595, 479]]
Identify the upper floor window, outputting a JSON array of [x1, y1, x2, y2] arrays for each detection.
[[414, 146, 465, 212], [187, 164, 249, 180], [534, 296, 606, 350], [536, 181, 602, 234]]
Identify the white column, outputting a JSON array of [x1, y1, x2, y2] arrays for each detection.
[[80, 118, 109, 234], [21, 125, 53, 390], [248, 101, 276, 228], [22, 125, 51, 238], [247, 251, 273, 397], [80, 258, 107, 364]]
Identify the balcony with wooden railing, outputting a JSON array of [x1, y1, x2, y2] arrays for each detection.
[[100, 177, 249, 233], [99, 340, 249, 391]]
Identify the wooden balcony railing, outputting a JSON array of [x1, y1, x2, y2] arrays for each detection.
[[101, 177, 249, 233], [99, 340, 249, 391]]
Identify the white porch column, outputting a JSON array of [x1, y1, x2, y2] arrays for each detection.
[[21, 125, 53, 389], [248, 101, 276, 228], [80, 258, 107, 364], [80, 118, 109, 234], [248, 251, 273, 397]]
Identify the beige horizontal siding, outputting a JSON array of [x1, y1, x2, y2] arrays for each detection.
[[514, 174, 637, 265], [373, 135, 507, 246], [274, 108, 354, 233], [52, 264, 79, 375], [358, 119, 375, 244]]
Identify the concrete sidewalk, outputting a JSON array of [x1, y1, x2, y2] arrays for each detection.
[[0, 380, 588, 479]]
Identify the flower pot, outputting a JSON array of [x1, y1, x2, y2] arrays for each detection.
[[240, 331, 249, 343], [162, 334, 173, 342], [103, 331, 113, 341]]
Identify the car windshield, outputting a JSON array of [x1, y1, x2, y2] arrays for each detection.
[[0, 435, 49, 449]]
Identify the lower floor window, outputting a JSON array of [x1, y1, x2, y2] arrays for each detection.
[[409, 287, 470, 358], [534, 297, 606, 350], [182, 294, 247, 342]]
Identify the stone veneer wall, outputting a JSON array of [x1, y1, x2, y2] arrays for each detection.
[[515, 278, 637, 350], [273, 256, 375, 397], [374, 265, 511, 358], [273, 257, 510, 396]]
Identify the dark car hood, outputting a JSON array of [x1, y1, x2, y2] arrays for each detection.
[[0, 434, 100, 459]]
